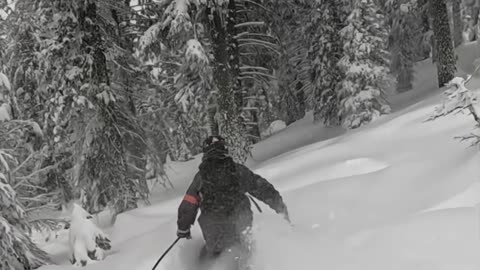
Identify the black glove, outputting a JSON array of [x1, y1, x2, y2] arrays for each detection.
[[177, 229, 191, 239]]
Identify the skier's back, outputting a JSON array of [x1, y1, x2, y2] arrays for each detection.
[[176, 135, 289, 260]]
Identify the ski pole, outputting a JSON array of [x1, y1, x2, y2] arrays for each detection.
[[151, 237, 181, 270]]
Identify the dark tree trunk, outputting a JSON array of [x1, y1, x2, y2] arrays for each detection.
[[452, 0, 463, 47], [430, 0, 457, 87], [473, 1, 480, 26], [207, 102, 219, 135], [417, 0, 432, 60], [206, 0, 249, 162], [396, 68, 414, 92], [281, 78, 302, 125], [206, 0, 238, 117]]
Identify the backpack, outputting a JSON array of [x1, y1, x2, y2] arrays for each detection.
[[198, 157, 246, 213]]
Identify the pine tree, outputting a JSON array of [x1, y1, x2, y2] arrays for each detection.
[[1, 0, 155, 218], [137, 0, 214, 161], [0, 172, 51, 269], [386, 0, 422, 92], [338, 0, 391, 129], [307, 0, 347, 125], [266, 0, 307, 125], [430, 0, 457, 87]]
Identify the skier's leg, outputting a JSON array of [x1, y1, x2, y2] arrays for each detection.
[[199, 216, 233, 258], [235, 212, 254, 270]]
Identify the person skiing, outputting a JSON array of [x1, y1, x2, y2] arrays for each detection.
[[176, 135, 289, 261]]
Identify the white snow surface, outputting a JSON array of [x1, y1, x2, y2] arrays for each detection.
[[39, 47, 480, 269]]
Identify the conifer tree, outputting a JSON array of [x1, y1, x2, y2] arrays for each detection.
[[0, 162, 50, 269], [307, 0, 347, 125], [267, 0, 307, 125], [386, 0, 422, 92], [338, 0, 391, 129]]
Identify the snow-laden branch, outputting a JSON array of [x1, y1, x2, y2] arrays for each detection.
[[239, 65, 270, 72], [234, 32, 276, 40], [0, 72, 11, 90], [234, 21, 265, 28], [238, 42, 280, 55], [428, 77, 479, 123], [429, 76, 480, 146]]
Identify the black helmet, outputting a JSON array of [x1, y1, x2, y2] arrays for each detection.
[[202, 135, 228, 159]]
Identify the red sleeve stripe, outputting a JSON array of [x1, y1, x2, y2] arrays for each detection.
[[183, 194, 199, 205]]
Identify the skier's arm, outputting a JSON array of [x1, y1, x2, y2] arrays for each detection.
[[177, 173, 201, 233], [239, 165, 288, 215]]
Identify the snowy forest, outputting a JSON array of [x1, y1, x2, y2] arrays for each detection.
[[1, 0, 480, 269]]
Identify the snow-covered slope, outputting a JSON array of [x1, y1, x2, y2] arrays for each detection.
[[40, 52, 480, 270]]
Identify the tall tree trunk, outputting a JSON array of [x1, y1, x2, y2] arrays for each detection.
[[473, 0, 480, 26], [417, 0, 433, 60], [430, 0, 457, 87], [295, 80, 306, 119], [452, 0, 463, 47], [279, 72, 304, 125], [206, 0, 249, 162], [207, 101, 219, 135]]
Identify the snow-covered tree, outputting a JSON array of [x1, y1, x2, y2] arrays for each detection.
[[136, 0, 213, 161], [0, 0, 159, 219], [430, 0, 457, 87], [0, 172, 51, 269], [463, 0, 480, 41], [306, 0, 348, 125], [338, 0, 392, 129], [138, 0, 282, 162], [68, 203, 111, 267], [265, 0, 308, 125], [386, 0, 422, 92]]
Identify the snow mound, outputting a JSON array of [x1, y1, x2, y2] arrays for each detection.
[[261, 120, 287, 138], [425, 182, 480, 212], [68, 204, 111, 267], [279, 157, 390, 192]]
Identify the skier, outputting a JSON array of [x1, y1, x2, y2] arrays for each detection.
[[176, 135, 289, 262]]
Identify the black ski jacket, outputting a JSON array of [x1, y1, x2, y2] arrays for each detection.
[[177, 163, 286, 231]]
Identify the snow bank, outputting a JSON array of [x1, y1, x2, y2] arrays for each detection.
[[68, 204, 111, 267], [261, 120, 287, 138]]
